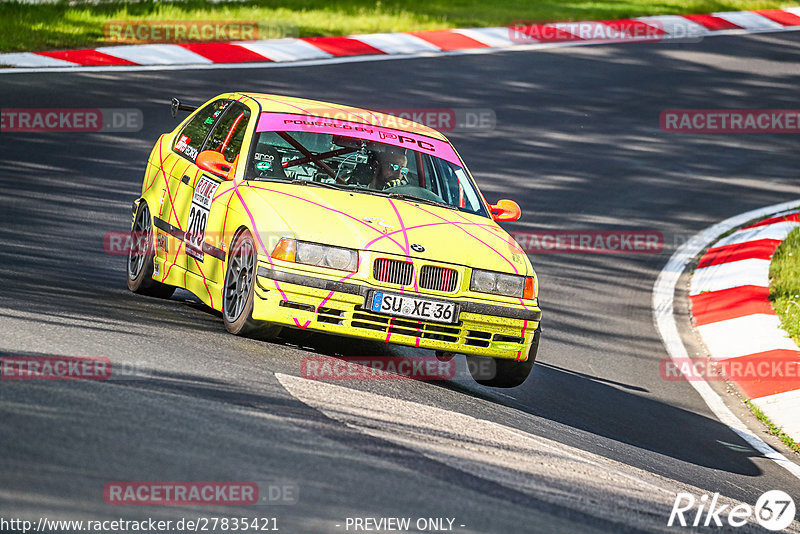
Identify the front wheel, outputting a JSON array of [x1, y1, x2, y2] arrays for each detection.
[[467, 327, 541, 388], [222, 229, 281, 339], [127, 201, 175, 299]]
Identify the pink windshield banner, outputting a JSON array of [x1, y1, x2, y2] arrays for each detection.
[[256, 113, 462, 166]]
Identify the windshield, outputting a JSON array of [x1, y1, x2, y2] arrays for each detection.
[[247, 114, 488, 217]]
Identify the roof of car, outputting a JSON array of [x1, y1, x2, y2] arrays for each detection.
[[235, 92, 449, 141]]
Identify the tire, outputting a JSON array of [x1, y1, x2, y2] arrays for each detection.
[[127, 201, 175, 299], [467, 327, 541, 388], [222, 229, 282, 339]]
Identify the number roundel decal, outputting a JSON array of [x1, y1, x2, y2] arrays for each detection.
[[185, 175, 219, 261]]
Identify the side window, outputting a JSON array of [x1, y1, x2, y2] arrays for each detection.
[[203, 103, 251, 163], [173, 99, 230, 162]]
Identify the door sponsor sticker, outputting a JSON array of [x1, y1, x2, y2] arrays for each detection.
[[175, 134, 198, 159]]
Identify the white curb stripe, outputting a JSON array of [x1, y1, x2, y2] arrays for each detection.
[[689, 258, 770, 295], [450, 27, 516, 47], [0, 52, 77, 67], [95, 44, 213, 65], [353, 32, 443, 54], [237, 38, 332, 62], [696, 314, 798, 360], [753, 389, 800, 439], [653, 198, 800, 480], [711, 221, 799, 248], [713, 11, 785, 31], [635, 15, 711, 37]]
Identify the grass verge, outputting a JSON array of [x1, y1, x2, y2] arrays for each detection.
[[743, 398, 800, 453], [0, 0, 794, 53], [770, 226, 800, 347]]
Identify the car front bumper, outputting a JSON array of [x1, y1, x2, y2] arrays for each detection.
[[254, 266, 541, 361]]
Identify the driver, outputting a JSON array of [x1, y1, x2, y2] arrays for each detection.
[[369, 148, 409, 190]]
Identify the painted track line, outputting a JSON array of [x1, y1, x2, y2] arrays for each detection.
[[653, 199, 800, 480]]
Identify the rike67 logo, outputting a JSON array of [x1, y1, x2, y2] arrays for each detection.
[[669, 490, 796, 531]]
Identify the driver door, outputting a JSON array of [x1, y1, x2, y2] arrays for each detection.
[[158, 99, 231, 276], [184, 101, 252, 286]]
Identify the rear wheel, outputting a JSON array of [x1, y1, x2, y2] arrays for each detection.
[[467, 327, 541, 388], [223, 229, 281, 339], [127, 202, 175, 299]]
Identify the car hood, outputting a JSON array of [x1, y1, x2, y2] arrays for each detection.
[[246, 182, 530, 275]]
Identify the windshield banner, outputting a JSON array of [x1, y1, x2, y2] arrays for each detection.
[[256, 112, 462, 166]]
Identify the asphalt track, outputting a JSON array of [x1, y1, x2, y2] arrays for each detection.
[[2, 31, 800, 533]]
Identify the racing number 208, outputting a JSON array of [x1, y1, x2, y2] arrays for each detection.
[[186, 205, 207, 249]]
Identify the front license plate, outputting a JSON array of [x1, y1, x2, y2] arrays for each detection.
[[370, 291, 458, 324]]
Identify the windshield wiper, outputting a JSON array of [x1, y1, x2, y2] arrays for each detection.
[[387, 193, 456, 209]]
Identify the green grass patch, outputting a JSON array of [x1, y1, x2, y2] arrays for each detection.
[[743, 398, 800, 454], [770, 225, 800, 347], [0, 0, 795, 53]]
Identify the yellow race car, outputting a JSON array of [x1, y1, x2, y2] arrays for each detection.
[[127, 93, 541, 387]]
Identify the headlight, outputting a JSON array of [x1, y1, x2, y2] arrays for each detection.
[[323, 246, 357, 271], [272, 239, 359, 272], [297, 241, 358, 272], [298, 242, 325, 265], [470, 269, 532, 298], [496, 274, 524, 296], [470, 269, 497, 293]]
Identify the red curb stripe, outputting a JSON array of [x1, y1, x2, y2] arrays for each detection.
[[301, 36, 386, 57], [714, 349, 800, 399], [690, 285, 774, 326], [682, 14, 743, 30], [409, 30, 489, 50], [36, 49, 137, 66], [754, 9, 800, 27], [697, 238, 781, 269], [744, 211, 800, 229], [178, 43, 272, 63], [600, 19, 666, 36]]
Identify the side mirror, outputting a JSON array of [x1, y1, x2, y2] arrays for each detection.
[[196, 150, 232, 180], [490, 199, 522, 222]]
